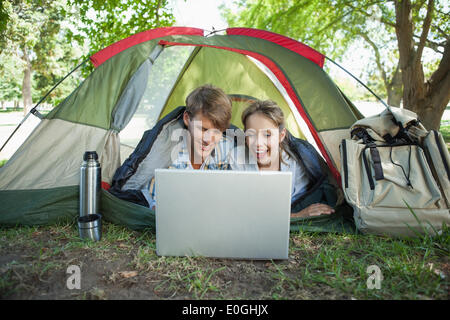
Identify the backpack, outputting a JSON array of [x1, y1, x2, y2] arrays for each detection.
[[339, 106, 450, 237]]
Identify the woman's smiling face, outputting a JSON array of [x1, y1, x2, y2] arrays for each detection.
[[245, 112, 285, 169]]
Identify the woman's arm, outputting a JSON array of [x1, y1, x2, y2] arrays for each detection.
[[291, 203, 335, 218]]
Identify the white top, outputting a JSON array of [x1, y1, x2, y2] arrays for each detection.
[[230, 146, 309, 202], [280, 149, 309, 202]]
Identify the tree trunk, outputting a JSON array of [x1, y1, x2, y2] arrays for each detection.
[[387, 87, 402, 107], [395, 0, 449, 130], [154, 0, 162, 27], [386, 67, 403, 107], [22, 49, 33, 116], [1, 101, 5, 111], [359, 33, 404, 108], [405, 44, 449, 130]]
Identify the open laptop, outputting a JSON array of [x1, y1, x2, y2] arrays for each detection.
[[155, 169, 292, 260]]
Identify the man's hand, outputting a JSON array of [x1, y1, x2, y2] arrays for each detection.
[[291, 203, 335, 218]]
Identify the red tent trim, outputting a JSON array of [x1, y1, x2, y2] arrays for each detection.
[[158, 40, 341, 183], [90, 27, 204, 68], [101, 181, 111, 191], [227, 28, 325, 68]]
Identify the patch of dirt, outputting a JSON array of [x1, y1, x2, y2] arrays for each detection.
[[0, 229, 317, 300]]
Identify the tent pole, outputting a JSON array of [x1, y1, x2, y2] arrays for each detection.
[[325, 56, 390, 109], [0, 56, 90, 154]]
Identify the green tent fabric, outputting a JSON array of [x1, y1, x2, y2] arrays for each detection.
[[0, 27, 363, 234]]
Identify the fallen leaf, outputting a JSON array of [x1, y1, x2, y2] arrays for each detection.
[[119, 271, 138, 278]]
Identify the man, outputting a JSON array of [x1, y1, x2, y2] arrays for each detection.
[[147, 84, 234, 209]]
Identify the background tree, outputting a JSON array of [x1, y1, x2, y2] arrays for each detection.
[[0, 0, 82, 115], [0, 0, 175, 114], [395, 0, 449, 130], [0, 53, 22, 110], [67, 0, 175, 76], [222, 0, 449, 130], [0, 0, 8, 37]]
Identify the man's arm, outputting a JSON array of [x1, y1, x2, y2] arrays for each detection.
[[148, 177, 156, 210]]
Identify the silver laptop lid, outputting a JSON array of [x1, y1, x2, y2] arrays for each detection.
[[155, 169, 292, 260]]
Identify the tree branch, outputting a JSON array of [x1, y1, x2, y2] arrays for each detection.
[[416, 0, 434, 64], [344, 1, 396, 27], [359, 32, 388, 88], [395, 0, 415, 69], [435, 26, 450, 41], [414, 38, 445, 55], [312, 10, 353, 38], [389, 64, 401, 89], [427, 42, 450, 115], [412, 0, 427, 10], [428, 40, 450, 92], [154, 0, 162, 27]]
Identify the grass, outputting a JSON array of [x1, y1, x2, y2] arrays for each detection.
[[441, 125, 450, 140], [0, 220, 448, 300], [0, 108, 23, 113], [440, 125, 450, 152]]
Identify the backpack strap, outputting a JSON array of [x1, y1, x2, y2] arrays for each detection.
[[362, 149, 375, 190], [351, 127, 374, 144], [352, 127, 384, 183], [368, 143, 384, 181], [433, 130, 450, 181]]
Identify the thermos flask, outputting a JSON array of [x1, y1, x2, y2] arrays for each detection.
[[78, 151, 102, 241], [79, 151, 101, 217]]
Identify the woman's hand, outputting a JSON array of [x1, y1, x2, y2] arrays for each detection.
[[291, 203, 335, 218]]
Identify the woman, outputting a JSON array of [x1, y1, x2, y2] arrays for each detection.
[[234, 100, 336, 218]]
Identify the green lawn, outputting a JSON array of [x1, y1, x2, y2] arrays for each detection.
[[441, 126, 450, 139], [0, 221, 448, 300], [440, 125, 450, 146]]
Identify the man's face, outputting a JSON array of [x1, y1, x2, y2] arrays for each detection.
[[183, 111, 223, 165]]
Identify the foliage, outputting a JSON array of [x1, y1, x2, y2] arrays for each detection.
[[440, 125, 450, 152], [222, 0, 448, 107], [0, 0, 84, 107], [0, 52, 22, 103], [0, 0, 8, 38], [0, 159, 7, 168], [66, 0, 175, 76], [0, 0, 175, 108]]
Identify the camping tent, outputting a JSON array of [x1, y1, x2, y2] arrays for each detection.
[[0, 27, 362, 231]]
